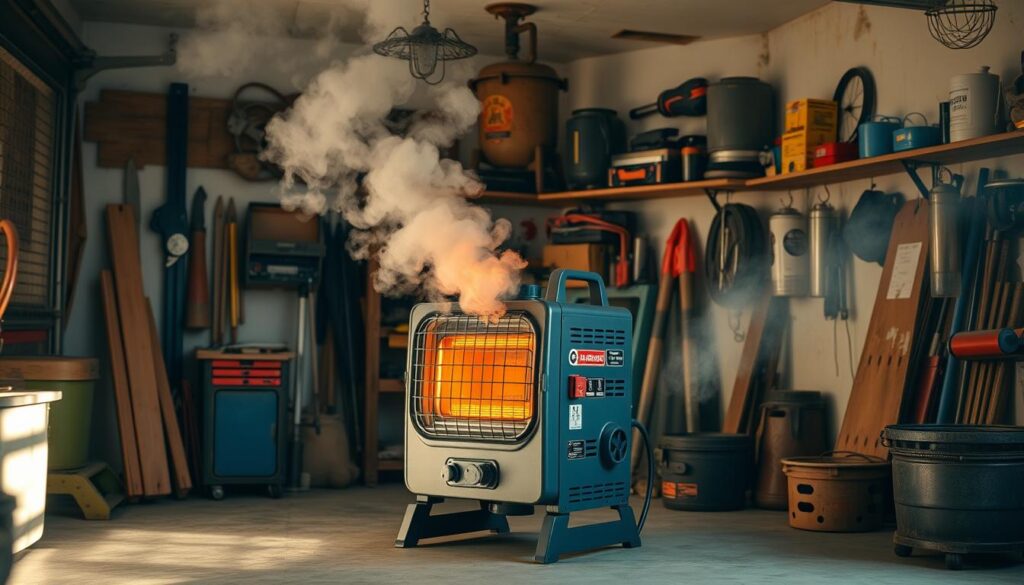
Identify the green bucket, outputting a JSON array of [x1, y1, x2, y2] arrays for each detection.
[[0, 358, 99, 470]]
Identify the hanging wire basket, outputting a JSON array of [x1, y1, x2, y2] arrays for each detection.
[[926, 0, 998, 50]]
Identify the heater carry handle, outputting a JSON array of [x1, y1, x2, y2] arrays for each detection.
[[545, 269, 608, 306]]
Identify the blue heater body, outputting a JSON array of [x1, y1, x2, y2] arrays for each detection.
[[396, 270, 640, 563]]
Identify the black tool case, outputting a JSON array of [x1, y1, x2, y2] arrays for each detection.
[[609, 148, 682, 186]]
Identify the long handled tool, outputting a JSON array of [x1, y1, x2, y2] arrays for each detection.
[[677, 221, 699, 433], [185, 187, 210, 330], [150, 82, 190, 388], [226, 198, 239, 344], [211, 196, 225, 345], [631, 220, 686, 476]]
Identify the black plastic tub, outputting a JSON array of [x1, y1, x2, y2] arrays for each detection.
[[656, 433, 752, 511], [881, 424, 1024, 570]]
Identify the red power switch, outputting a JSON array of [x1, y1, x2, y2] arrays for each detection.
[[568, 375, 587, 399]]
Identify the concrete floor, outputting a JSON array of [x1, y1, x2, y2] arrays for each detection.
[[11, 485, 1024, 584]]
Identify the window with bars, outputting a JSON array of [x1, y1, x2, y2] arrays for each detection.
[[0, 43, 55, 311]]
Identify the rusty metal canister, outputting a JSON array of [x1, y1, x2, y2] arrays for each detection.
[[754, 390, 828, 510]]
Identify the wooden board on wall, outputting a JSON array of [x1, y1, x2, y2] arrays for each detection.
[[836, 200, 930, 458], [105, 204, 171, 496], [84, 89, 234, 169]]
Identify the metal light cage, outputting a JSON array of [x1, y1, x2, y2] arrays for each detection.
[[410, 311, 538, 442], [372, 0, 478, 85], [926, 0, 998, 49]]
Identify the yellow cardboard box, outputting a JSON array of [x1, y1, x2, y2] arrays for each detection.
[[781, 153, 812, 174], [785, 99, 838, 135], [781, 128, 835, 174], [782, 128, 834, 158]]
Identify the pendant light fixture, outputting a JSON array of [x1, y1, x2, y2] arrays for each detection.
[[372, 0, 478, 85]]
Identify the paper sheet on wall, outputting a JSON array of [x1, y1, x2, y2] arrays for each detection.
[[886, 241, 923, 300]]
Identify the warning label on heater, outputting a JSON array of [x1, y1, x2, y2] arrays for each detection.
[[569, 404, 583, 430], [568, 349, 606, 367], [567, 440, 586, 460]]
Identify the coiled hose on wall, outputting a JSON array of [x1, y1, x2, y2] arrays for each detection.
[[704, 203, 768, 308]]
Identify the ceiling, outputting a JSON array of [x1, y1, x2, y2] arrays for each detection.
[[68, 0, 832, 62]]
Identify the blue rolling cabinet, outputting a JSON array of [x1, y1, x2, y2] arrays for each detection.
[[197, 349, 293, 499]]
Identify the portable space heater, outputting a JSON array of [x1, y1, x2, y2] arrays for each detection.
[[396, 270, 649, 563]]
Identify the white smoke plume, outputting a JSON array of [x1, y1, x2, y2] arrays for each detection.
[[179, 0, 527, 319]]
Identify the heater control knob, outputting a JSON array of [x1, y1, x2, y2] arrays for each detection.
[[464, 462, 497, 487], [444, 463, 462, 483], [444, 459, 499, 488]]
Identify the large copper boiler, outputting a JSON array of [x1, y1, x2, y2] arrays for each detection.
[[469, 3, 566, 169]]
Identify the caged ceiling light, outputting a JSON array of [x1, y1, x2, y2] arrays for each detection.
[[372, 0, 478, 85]]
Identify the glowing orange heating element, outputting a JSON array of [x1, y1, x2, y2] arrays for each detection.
[[423, 333, 535, 422]]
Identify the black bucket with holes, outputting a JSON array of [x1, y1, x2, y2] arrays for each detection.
[[881, 425, 1024, 566], [781, 452, 890, 532], [656, 433, 752, 511]]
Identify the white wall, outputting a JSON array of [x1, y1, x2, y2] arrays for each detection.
[[70, 3, 1024, 467], [564, 2, 1024, 439], [68, 21, 550, 469]]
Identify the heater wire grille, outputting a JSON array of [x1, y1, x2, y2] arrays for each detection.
[[411, 311, 537, 442]]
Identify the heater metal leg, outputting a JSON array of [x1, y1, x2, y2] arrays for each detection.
[[533, 504, 641, 564], [395, 496, 510, 548]]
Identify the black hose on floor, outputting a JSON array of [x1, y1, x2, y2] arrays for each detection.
[[631, 419, 654, 532]]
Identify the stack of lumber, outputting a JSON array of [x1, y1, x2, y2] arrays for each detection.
[[102, 204, 191, 498]]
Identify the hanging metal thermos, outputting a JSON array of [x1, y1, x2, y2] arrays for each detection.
[[770, 205, 810, 297], [809, 201, 836, 297], [929, 175, 964, 298]]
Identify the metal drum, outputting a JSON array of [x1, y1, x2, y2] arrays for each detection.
[[705, 77, 773, 178], [754, 391, 828, 510], [882, 425, 1024, 570]]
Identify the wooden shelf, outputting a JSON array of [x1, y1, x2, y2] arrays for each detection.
[[379, 378, 404, 393], [479, 131, 1024, 204], [747, 131, 1024, 191], [541, 178, 745, 205], [475, 191, 563, 207]]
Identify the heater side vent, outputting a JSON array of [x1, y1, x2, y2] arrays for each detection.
[[605, 379, 626, 397], [569, 327, 627, 346], [568, 481, 628, 505], [585, 439, 597, 458]]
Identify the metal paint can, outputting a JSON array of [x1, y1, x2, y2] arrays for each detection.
[[809, 202, 836, 298], [770, 206, 810, 297], [929, 180, 962, 298], [858, 115, 902, 158], [949, 66, 1000, 142]]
